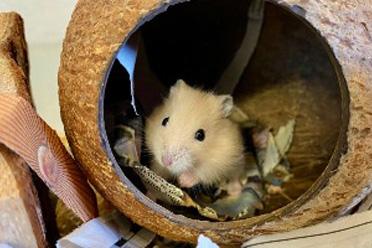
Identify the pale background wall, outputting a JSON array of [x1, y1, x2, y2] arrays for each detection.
[[0, 1, 77, 132]]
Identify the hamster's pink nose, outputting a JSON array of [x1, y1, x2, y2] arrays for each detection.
[[161, 153, 173, 167]]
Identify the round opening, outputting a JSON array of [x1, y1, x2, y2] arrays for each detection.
[[101, 0, 348, 223]]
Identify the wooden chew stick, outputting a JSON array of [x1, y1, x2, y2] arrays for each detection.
[[0, 12, 97, 233], [0, 94, 99, 222], [0, 12, 47, 247]]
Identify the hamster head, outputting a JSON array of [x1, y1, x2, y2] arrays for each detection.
[[145, 80, 244, 185]]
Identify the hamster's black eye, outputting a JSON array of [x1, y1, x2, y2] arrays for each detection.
[[162, 117, 169, 127], [194, 129, 205, 141]]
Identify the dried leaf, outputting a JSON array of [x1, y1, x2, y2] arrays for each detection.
[[275, 119, 296, 156], [258, 119, 295, 177], [113, 125, 139, 162], [260, 133, 281, 177]]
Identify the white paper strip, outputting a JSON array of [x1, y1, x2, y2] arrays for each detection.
[[116, 32, 140, 115], [56, 218, 121, 248]]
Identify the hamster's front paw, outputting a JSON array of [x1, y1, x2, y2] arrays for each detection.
[[226, 180, 243, 197], [178, 171, 198, 188]]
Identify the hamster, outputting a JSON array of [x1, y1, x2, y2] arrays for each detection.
[[145, 80, 246, 192]]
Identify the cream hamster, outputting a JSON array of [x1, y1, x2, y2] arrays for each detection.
[[145, 79, 246, 190]]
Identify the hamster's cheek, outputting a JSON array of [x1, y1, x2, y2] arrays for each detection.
[[152, 139, 163, 164], [192, 140, 208, 155]]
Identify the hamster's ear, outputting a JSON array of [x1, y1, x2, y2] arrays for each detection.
[[219, 95, 234, 118], [170, 79, 187, 95], [175, 79, 186, 87]]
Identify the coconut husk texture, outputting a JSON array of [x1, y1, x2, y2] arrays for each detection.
[[58, 0, 372, 245]]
